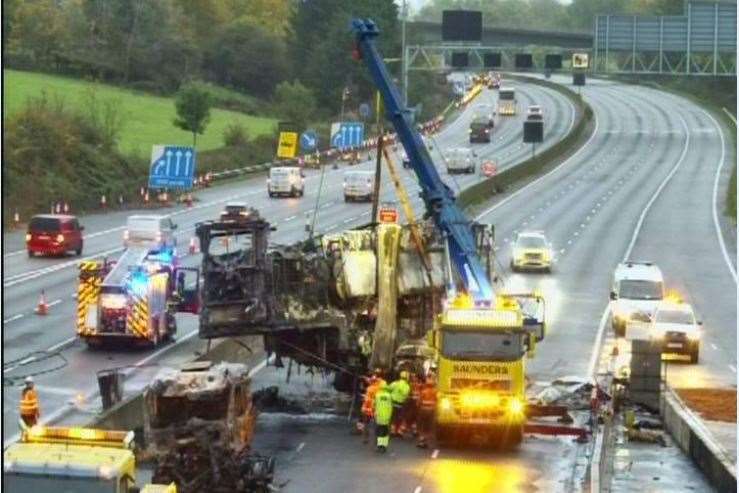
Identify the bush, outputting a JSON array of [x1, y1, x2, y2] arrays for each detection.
[[3, 93, 144, 223], [223, 121, 249, 147]]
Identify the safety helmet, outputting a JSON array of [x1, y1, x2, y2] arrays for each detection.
[[24, 376, 34, 385], [400, 370, 409, 380]]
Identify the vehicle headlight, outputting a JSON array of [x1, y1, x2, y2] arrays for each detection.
[[508, 397, 525, 415]]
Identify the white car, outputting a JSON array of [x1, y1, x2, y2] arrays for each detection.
[[610, 262, 664, 337], [647, 301, 702, 363], [510, 231, 553, 272], [343, 170, 374, 202]]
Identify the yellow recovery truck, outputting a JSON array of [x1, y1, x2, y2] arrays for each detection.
[[3, 425, 176, 492], [430, 294, 540, 446]]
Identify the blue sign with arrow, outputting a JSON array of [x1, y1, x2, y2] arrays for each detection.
[[330, 122, 364, 150], [148, 145, 196, 189], [300, 130, 318, 152]]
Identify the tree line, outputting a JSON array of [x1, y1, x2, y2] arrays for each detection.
[[4, 0, 400, 118]]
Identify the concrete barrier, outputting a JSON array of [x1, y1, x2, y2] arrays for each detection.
[[661, 386, 736, 492]]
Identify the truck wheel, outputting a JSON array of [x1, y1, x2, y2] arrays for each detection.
[[502, 424, 523, 450], [27, 250, 34, 258], [509, 260, 517, 273], [75, 245, 83, 256], [268, 191, 274, 198]]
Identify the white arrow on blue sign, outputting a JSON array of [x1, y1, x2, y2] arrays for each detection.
[[300, 130, 318, 152], [330, 122, 364, 150], [149, 145, 197, 189]]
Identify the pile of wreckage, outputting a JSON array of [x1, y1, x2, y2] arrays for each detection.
[[143, 361, 276, 493]]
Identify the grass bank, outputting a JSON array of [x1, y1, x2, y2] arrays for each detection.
[[3, 69, 277, 154]]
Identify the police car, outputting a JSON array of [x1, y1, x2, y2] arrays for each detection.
[[650, 300, 702, 363], [510, 231, 554, 273]]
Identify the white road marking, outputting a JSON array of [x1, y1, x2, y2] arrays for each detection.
[[703, 109, 737, 282], [475, 113, 600, 220], [284, 215, 297, 222], [4, 314, 23, 323], [729, 365, 736, 373], [48, 299, 62, 307], [343, 217, 355, 224], [47, 336, 77, 353], [431, 449, 439, 459], [296, 442, 305, 453], [414, 487, 423, 493], [710, 343, 718, 351], [623, 113, 690, 260], [591, 112, 692, 378]]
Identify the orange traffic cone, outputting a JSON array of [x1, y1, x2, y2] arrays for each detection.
[[189, 237, 198, 254], [35, 290, 49, 315]]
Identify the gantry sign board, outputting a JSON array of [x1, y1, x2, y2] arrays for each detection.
[[572, 53, 589, 69], [149, 145, 196, 189]]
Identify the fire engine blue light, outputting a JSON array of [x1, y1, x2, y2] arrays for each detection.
[[129, 272, 148, 296], [149, 249, 174, 265]]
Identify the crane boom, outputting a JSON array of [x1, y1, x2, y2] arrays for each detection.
[[351, 19, 494, 303]]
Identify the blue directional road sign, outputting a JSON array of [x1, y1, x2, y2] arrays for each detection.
[[330, 122, 364, 150], [300, 130, 318, 152], [148, 145, 196, 189]]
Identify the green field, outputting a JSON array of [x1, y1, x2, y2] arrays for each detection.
[[3, 69, 277, 154]]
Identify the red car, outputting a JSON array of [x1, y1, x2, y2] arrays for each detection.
[[26, 214, 84, 257]]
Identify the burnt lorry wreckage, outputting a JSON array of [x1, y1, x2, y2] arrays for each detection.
[[195, 208, 498, 389]]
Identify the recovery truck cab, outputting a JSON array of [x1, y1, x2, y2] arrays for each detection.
[[3, 425, 175, 492], [77, 247, 199, 347], [430, 295, 538, 447]]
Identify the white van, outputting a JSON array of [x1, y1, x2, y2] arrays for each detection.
[[446, 147, 476, 174], [123, 215, 177, 250], [344, 170, 375, 202], [610, 261, 665, 337], [268, 166, 305, 198]]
